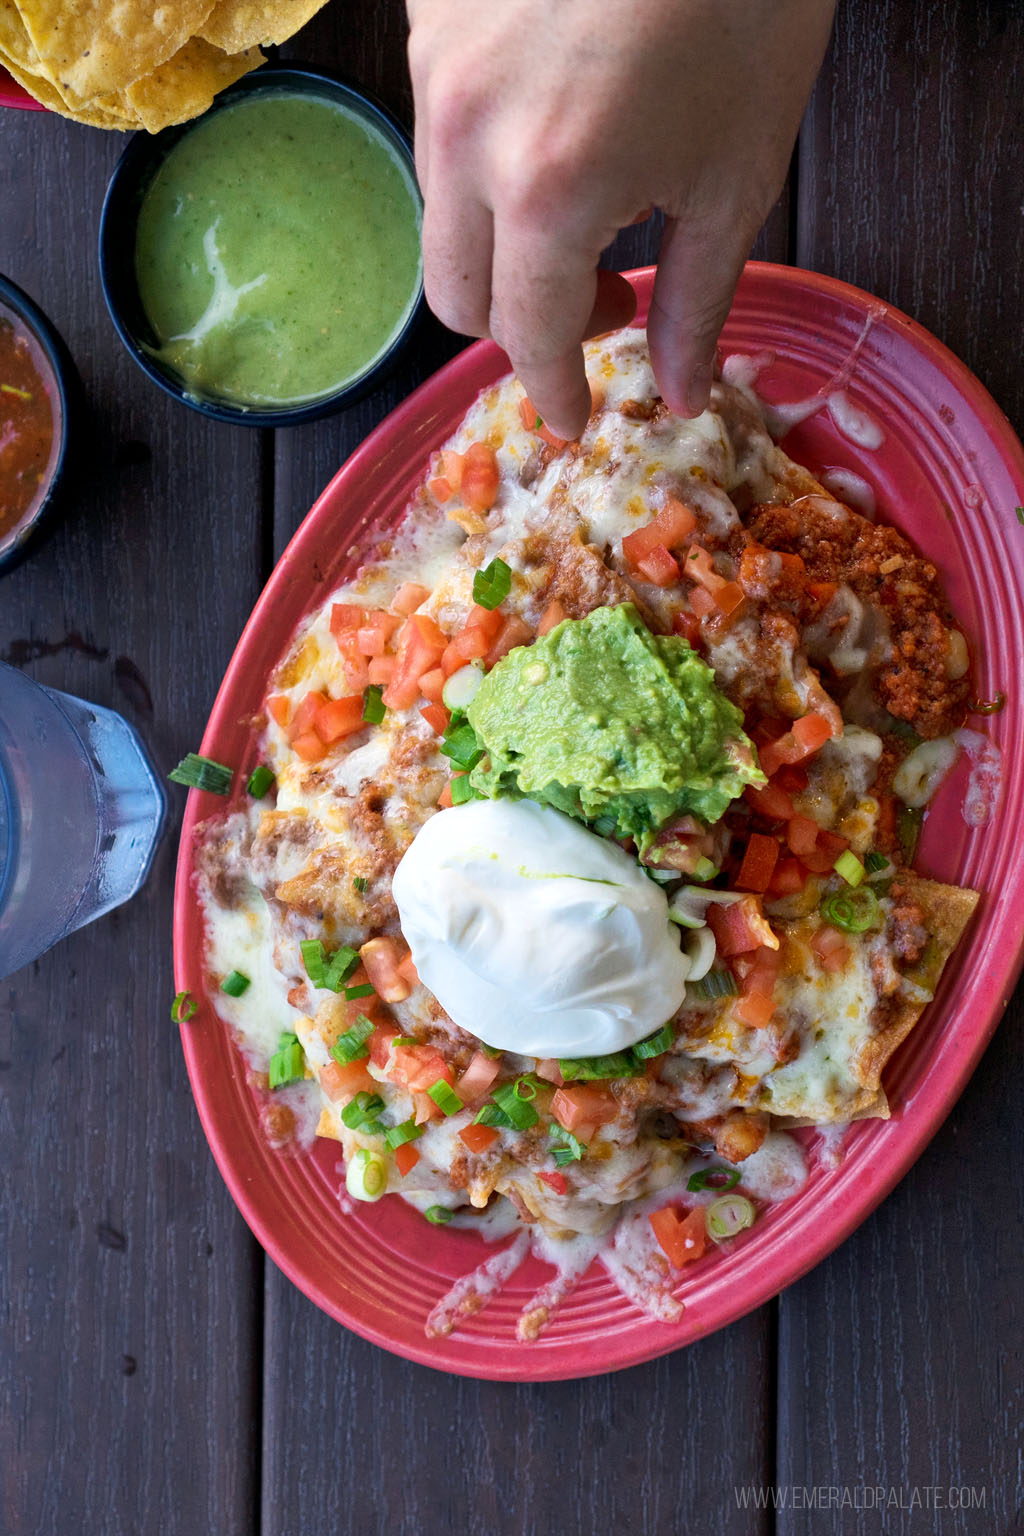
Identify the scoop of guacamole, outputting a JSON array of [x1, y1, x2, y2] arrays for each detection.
[[466, 603, 764, 847]]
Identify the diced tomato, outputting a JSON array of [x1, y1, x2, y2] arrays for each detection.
[[314, 694, 365, 744], [319, 1058, 376, 1102], [535, 1058, 565, 1086], [382, 614, 447, 710], [356, 616, 399, 656], [438, 450, 464, 492], [744, 782, 795, 820], [456, 1051, 501, 1104], [414, 1091, 440, 1125], [360, 936, 414, 1003], [537, 599, 568, 637], [418, 666, 446, 703], [461, 441, 500, 512], [636, 544, 681, 587], [291, 730, 327, 763], [420, 702, 450, 735], [621, 497, 697, 569], [758, 732, 801, 777], [816, 828, 850, 859], [466, 604, 505, 642], [672, 609, 702, 647], [343, 654, 370, 691], [368, 656, 396, 686], [811, 925, 852, 972], [389, 1043, 454, 1092], [519, 395, 569, 450], [799, 847, 838, 874], [733, 990, 778, 1028], [682, 543, 727, 595], [767, 856, 806, 896], [689, 585, 718, 619], [786, 815, 821, 858], [792, 712, 836, 754], [537, 1170, 568, 1195], [714, 581, 746, 615], [459, 1122, 500, 1154], [649, 1205, 707, 1268], [774, 764, 809, 793], [706, 895, 780, 956], [329, 603, 366, 639], [394, 1143, 421, 1177], [392, 582, 431, 615], [266, 694, 291, 729], [428, 475, 454, 503], [397, 951, 420, 989], [369, 1025, 399, 1069], [551, 1084, 619, 1135], [485, 614, 533, 667], [287, 690, 328, 743], [738, 944, 781, 997], [442, 625, 489, 677], [437, 781, 454, 809], [736, 832, 781, 894]]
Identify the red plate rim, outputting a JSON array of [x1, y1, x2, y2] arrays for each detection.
[[0, 64, 47, 110], [173, 262, 1024, 1379]]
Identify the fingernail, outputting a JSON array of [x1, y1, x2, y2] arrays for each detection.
[[686, 363, 714, 417]]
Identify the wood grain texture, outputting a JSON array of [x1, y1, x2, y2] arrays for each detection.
[[779, 3, 1024, 1530], [0, 115, 263, 1536]]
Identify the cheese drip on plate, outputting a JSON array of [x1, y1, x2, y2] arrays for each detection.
[[392, 799, 690, 1057]]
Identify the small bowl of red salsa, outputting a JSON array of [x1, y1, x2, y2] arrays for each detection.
[[0, 275, 75, 572]]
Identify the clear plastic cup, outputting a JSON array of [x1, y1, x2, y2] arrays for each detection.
[[0, 662, 166, 978]]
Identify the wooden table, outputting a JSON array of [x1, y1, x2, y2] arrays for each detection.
[[2, 4, 1022, 1532]]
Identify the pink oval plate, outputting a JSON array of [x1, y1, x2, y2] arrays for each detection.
[[0, 65, 46, 110], [173, 263, 1024, 1381]]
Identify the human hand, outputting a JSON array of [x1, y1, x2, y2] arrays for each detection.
[[407, 0, 836, 438]]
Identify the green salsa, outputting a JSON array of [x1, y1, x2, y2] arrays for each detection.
[[467, 603, 764, 849], [134, 92, 422, 407]]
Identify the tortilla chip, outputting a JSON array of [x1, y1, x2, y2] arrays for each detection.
[[0, 0, 35, 71], [199, 0, 327, 53], [17, 0, 215, 99], [124, 37, 263, 134], [1, 50, 135, 124]]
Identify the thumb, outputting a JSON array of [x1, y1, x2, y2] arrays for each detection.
[[647, 214, 750, 418]]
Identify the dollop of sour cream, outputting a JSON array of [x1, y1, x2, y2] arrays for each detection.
[[392, 800, 690, 1057]]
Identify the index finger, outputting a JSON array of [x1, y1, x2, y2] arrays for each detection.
[[489, 231, 636, 440]]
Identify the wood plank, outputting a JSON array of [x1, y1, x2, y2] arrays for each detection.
[[0, 114, 262, 1535], [263, 16, 797, 1536], [779, 3, 1024, 1527]]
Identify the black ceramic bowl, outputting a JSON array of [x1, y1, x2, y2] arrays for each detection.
[[0, 275, 79, 574], [98, 65, 425, 428]]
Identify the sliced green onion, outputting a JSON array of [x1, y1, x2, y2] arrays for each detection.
[[331, 1014, 375, 1064], [352, 876, 369, 893], [450, 774, 480, 805], [390, 1036, 417, 1048], [472, 557, 512, 610], [168, 752, 233, 794], [692, 857, 718, 883], [821, 885, 880, 934], [170, 990, 196, 1023], [897, 804, 924, 863], [322, 945, 360, 992], [705, 1193, 755, 1241], [346, 1148, 388, 1202], [513, 1077, 538, 1101], [487, 1082, 538, 1129], [424, 1205, 454, 1225], [341, 1091, 385, 1131], [269, 1033, 305, 1088], [549, 1124, 585, 1165], [864, 850, 889, 873], [440, 720, 483, 771], [632, 1022, 675, 1060], [362, 684, 386, 725], [300, 939, 327, 986], [246, 764, 275, 799], [442, 662, 484, 712], [968, 692, 1006, 715], [428, 1079, 464, 1116], [833, 849, 866, 887], [384, 1119, 424, 1149], [689, 967, 739, 1001], [559, 1051, 641, 1081], [220, 970, 250, 997], [591, 813, 617, 837], [343, 982, 375, 1001], [687, 1165, 741, 1194], [474, 1103, 514, 1129], [1016, 506, 1024, 526]]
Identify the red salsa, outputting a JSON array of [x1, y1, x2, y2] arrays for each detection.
[[0, 306, 59, 543]]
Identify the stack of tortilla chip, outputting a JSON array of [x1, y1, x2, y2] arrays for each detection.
[[0, 0, 328, 130]]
